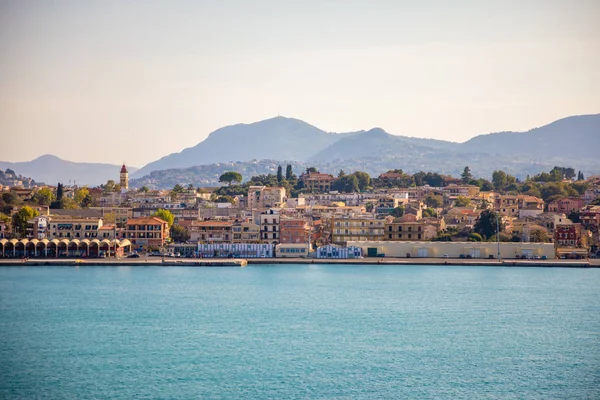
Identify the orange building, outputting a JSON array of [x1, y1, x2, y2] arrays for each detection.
[[280, 217, 310, 244], [125, 217, 169, 247]]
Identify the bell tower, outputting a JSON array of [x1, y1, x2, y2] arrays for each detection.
[[120, 163, 129, 191]]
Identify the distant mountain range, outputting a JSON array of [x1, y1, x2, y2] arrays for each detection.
[[131, 114, 600, 180], [3, 114, 599, 188], [0, 155, 138, 186]]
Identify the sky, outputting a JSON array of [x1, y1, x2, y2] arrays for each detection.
[[0, 0, 598, 167]]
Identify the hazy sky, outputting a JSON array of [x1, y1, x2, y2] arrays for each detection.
[[1, 0, 598, 167]]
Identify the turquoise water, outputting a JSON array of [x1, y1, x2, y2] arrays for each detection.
[[1, 265, 599, 399]]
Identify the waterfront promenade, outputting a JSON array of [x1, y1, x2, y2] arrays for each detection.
[[0, 256, 597, 268]]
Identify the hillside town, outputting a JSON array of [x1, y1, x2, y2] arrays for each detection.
[[0, 163, 599, 260]]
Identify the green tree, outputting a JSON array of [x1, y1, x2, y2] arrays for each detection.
[[172, 184, 185, 193], [468, 233, 483, 242], [33, 188, 55, 206], [12, 206, 39, 238], [422, 207, 437, 218], [425, 194, 443, 208], [170, 224, 190, 242], [492, 170, 508, 190], [139, 186, 150, 193], [352, 171, 371, 191], [152, 208, 175, 227], [56, 183, 64, 200], [461, 166, 473, 183], [219, 171, 243, 186], [365, 202, 375, 212], [454, 196, 471, 207], [332, 175, 359, 193], [390, 206, 405, 218], [2, 192, 18, 205], [285, 164, 293, 180], [474, 210, 504, 240], [277, 166, 283, 183], [338, 169, 346, 178], [305, 167, 319, 174]]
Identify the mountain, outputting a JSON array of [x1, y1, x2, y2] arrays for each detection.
[[461, 114, 600, 159], [0, 155, 138, 186], [309, 128, 455, 161], [133, 117, 347, 178]]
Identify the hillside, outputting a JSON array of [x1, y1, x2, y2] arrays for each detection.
[[461, 114, 600, 159], [0, 155, 138, 186], [133, 117, 347, 178]]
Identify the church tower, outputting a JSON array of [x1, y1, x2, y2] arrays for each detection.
[[120, 164, 129, 191]]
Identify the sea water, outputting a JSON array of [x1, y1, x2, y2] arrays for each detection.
[[1, 264, 599, 399]]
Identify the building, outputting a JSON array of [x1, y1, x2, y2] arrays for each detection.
[[279, 217, 310, 244], [326, 215, 386, 245], [120, 164, 129, 191], [232, 222, 261, 243], [347, 241, 555, 259], [189, 220, 233, 243], [46, 216, 103, 239], [548, 198, 584, 214], [299, 172, 336, 193], [275, 243, 311, 258], [125, 217, 169, 248], [248, 186, 286, 210], [384, 218, 441, 241], [260, 209, 280, 244], [26, 215, 50, 239], [555, 224, 584, 248]]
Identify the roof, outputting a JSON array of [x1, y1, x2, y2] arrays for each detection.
[[127, 217, 168, 225], [50, 209, 103, 218], [121, 164, 128, 173], [192, 221, 233, 227]]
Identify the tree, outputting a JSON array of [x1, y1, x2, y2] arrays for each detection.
[[2, 192, 18, 205], [277, 166, 283, 183], [566, 211, 581, 223], [219, 171, 243, 186], [285, 164, 293, 180], [425, 194, 443, 208], [474, 210, 504, 240], [422, 207, 437, 218], [591, 197, 600, 206], [332, 175, 359, 193], [152, 208, 174, 227], [103, 212, 116, 224], [390, 206, 405, 218], [172, 184, 185, 193], [461, 166, 473, 183], [492, 170, 508, 190], [12, 206, 39, 238], [468, 233, 483, 242], [306, 167, 319, 174], [530, 228, 551, 243], [454, 196, 471, 207], [74, 187, 89, 206], [139, 186, 150, 193], [102, 180, 116, 193], [352, 171, 371, 191], [365, 202, 375, 212], [170, 224, 190, 243], [33, 188, 55, 206], [338, 170, 346, 178], [577, 171, 584, 181]]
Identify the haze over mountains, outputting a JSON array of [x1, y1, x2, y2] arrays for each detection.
[[132, 114, 600, 179], [0, 155, 139, 187], [2, 114, 599, 187]]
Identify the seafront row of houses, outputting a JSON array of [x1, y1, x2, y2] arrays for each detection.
[[1, 166, 599, 259]]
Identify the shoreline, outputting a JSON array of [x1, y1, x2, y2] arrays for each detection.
[[0, 257, 597, 268]]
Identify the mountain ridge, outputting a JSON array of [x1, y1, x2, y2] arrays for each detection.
[[0, 155, 139, 186]]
